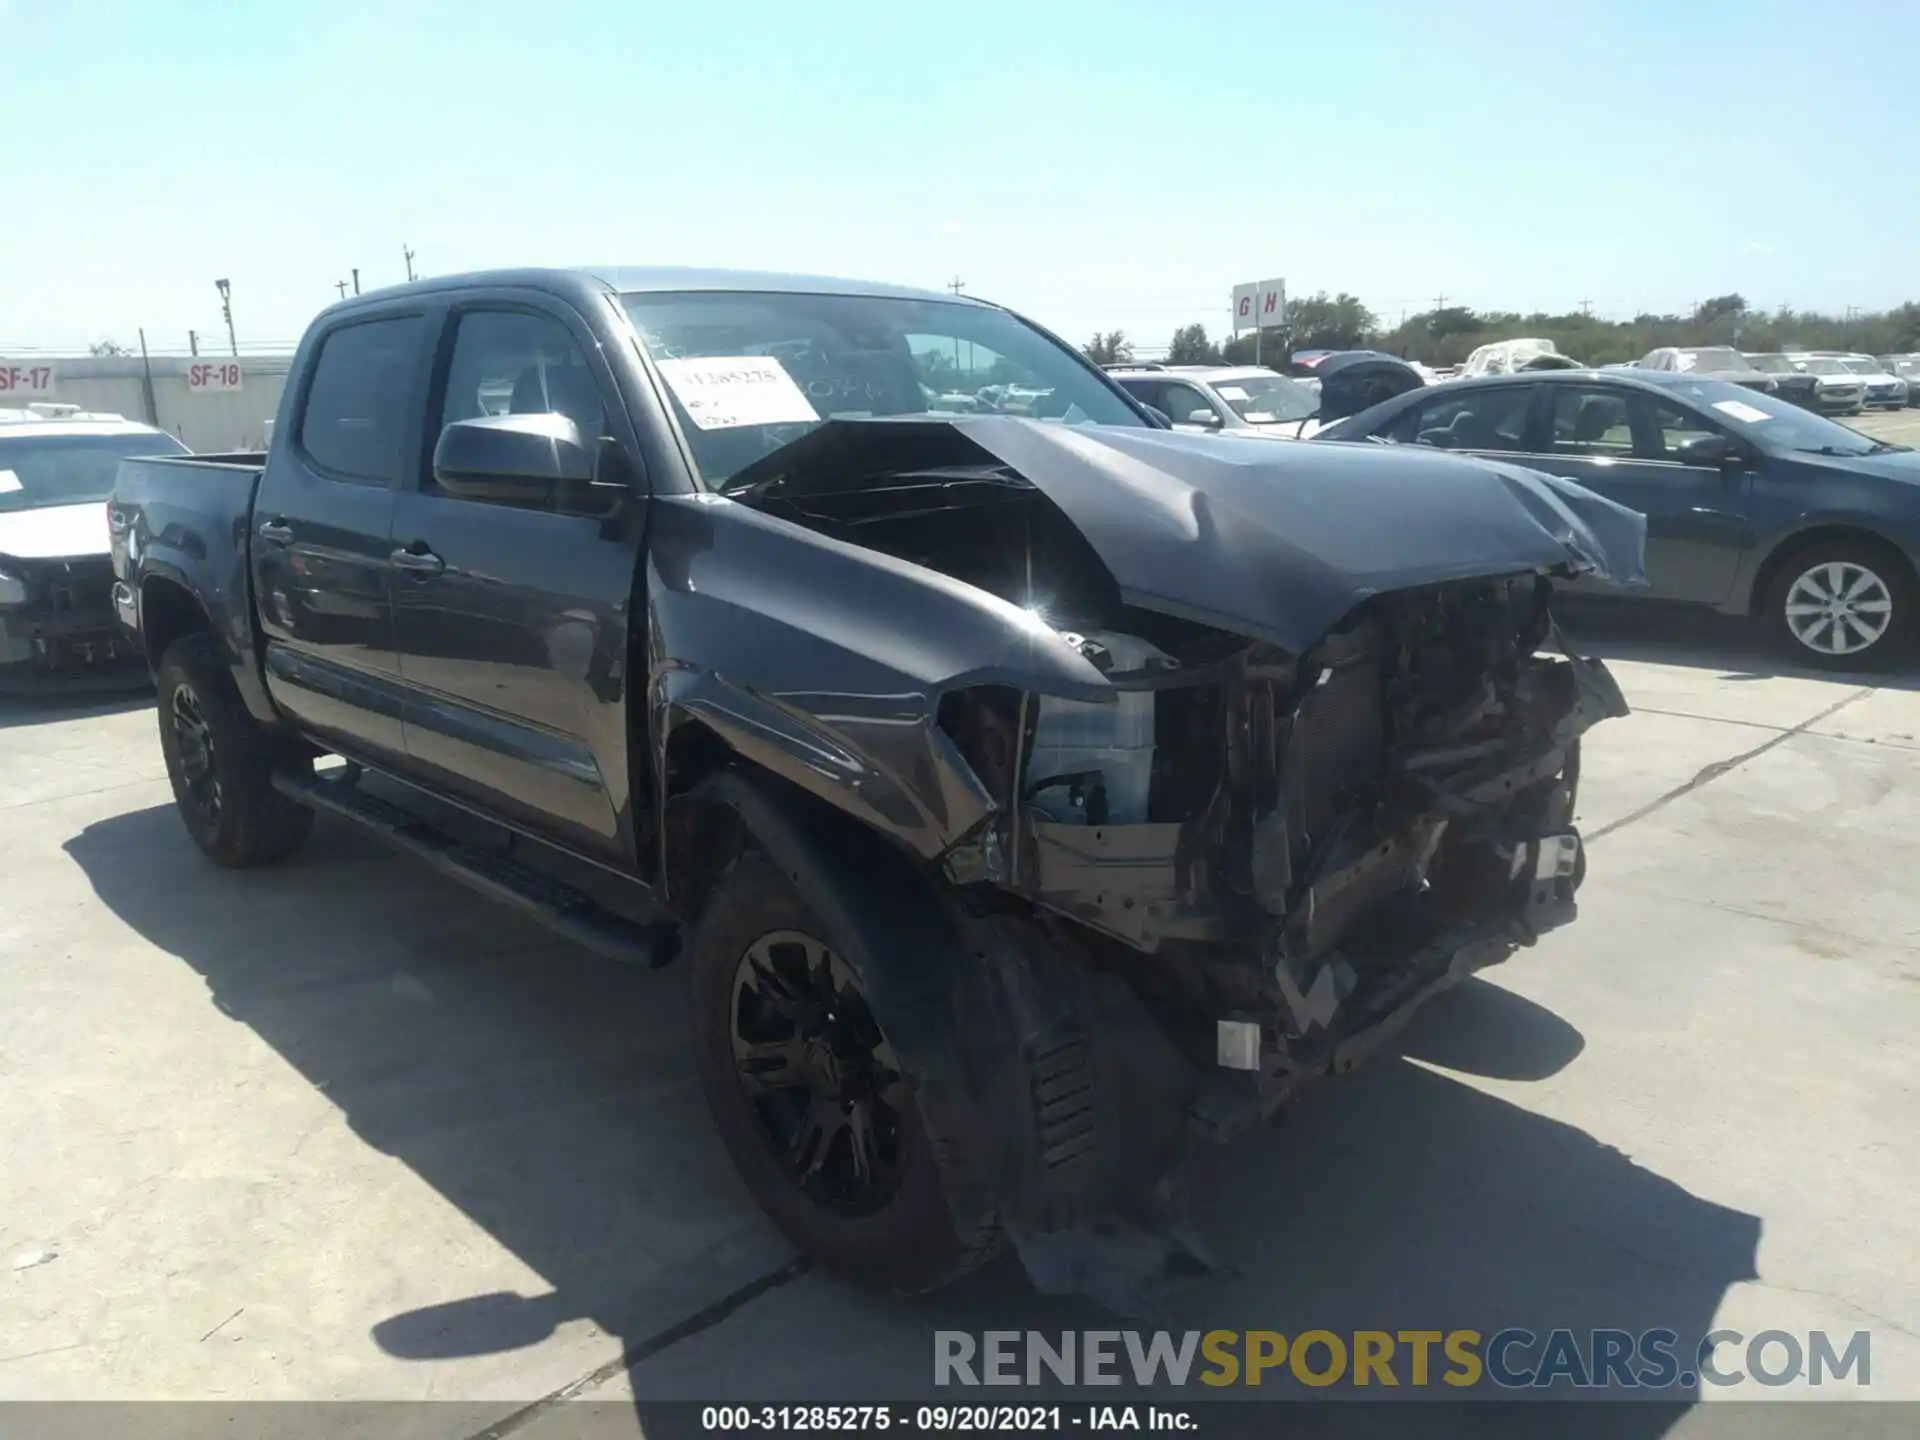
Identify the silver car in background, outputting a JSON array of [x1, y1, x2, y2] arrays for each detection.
[[1875, 354, 1920, 407], [1784, 354, 1868, 414]]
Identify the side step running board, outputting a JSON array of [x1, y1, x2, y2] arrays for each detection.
[[272, 770, 678, 969]]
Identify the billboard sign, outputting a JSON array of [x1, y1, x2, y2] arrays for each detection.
[[1231, 278, 1287, 334]]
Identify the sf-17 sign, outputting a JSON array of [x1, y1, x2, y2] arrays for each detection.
[[0, 361, 57, 398]]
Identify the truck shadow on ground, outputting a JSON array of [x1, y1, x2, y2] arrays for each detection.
[[65, 805, 1759, 1437], [0, 686, 151, 731], [1557, 602, 1920, 692]]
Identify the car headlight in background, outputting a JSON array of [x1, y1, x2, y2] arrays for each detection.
[[0, 567, 27, 607]]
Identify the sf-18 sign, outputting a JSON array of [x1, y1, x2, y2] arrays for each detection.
[[1231, 278, 1287, 333], [0, 361, 57, 397], [187, 361, 244, 393]]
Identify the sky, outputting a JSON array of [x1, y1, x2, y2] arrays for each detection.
[[2, 0, 1914, 356]]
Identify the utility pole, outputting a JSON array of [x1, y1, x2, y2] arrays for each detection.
[[947, 276, 965, 296], [403, 245, 416, 282], [215, 278, 237, 356], [352, 268, 361, 296], [1432, 293, 1448, 313], [1579, 298, 1593, 318], [334, 280, 349, 300]]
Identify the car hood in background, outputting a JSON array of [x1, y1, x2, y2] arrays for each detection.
[[1308, 353, 1430, 423], [0, 501, 111, 561], [733, 417, 1648, 654]]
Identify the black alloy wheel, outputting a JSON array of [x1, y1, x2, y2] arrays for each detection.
[[728, 929, 908, 1215], [169, 682, 224, 828]]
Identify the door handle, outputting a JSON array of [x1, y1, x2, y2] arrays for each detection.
[[390, 544, 445, 577], [257, 519, 294, 545]]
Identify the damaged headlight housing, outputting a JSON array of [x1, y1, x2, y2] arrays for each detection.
[[0, 566, 28, 608]]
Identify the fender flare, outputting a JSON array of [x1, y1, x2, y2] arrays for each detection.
[[682, 764, 1017, 1235], [679, 764, 1193, 1240]]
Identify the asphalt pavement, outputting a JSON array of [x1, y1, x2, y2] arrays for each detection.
[[3, 571, 1919, 1435]]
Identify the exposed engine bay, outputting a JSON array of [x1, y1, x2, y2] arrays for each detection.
[[731, 419, 1633, 1138]]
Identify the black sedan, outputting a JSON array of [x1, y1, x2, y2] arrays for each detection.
[[1316, 368, 1920, 668]]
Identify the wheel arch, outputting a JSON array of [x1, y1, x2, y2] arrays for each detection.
[[139, 570, 217, 669], [1744, 523, 1920, 619]]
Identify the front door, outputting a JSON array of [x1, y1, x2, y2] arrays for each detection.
[[388, 300, 643, 860], [250, 311, 433, 763], [1523, 385, 1751, 603]]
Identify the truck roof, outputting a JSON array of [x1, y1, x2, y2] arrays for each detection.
[[328, 266, 986, 316]]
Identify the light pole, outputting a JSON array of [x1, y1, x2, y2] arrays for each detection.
[[214, 278, 237, 356]]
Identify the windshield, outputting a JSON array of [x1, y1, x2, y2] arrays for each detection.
[[0, 430, 188, 514], [1662, 379, 1900, 456], [1798, 357, 1850, 376], [620, 290, 1143, 488], [1744, 354, 1794, 374], [1209, 373, 1319, 424], [1840, 358, 1882, 375], [1677, 348, 1751, 372], [1889, 358, 1920, 377]]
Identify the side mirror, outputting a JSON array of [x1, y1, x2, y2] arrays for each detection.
[[1674, 433, 1740, 469], [433, 413, 594, 502], [1185, 408, 1223, 429]]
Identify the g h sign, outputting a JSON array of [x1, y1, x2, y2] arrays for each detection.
[[1231, 279, 1287, 334]]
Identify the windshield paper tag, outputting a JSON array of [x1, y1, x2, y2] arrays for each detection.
[[1216, 385, 1249, 400], [1712, 399, 1771, 424], [655, 356, 819, 430], [0, 469, 21, 493]]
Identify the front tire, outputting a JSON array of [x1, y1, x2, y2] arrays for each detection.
[[687, 848, 1003, 1294], [1766, 542, 1916, 670], [155, 634, 314, 866]]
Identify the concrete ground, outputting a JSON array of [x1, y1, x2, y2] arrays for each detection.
[[4, 591, 1919, 1433]]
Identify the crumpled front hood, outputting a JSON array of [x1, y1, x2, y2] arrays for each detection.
[[0, 501, 111, 561], [947, 420, 1647, 652], [737, 417, 1649, 655]]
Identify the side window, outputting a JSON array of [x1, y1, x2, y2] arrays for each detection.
[[1385, 388, 1533, 451], [438, 309, 605, 437], [432, 309, 607, 505], [1649, 401, 1722, 462], [298, 315, 429, 484], [1546, 386, 1635, 458], [1161, 382, 1216, 424]]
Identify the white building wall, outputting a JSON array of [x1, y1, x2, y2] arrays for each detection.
[[2, 354, 292, 452]]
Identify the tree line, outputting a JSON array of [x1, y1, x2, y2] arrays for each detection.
[[1086, 292, 1920, 370]]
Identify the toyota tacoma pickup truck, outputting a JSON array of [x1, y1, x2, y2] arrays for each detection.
[[112, 266, 1642, 1295]]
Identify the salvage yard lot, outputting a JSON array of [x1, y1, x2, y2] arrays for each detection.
[[4, 612, 1919, 1431]]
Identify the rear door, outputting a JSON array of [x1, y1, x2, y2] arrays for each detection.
[[251, 310, 435, 762], [1520, 383, 1751, 603], [387, 294, 644, 860]]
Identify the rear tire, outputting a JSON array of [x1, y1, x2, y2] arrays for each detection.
[[687, 848, 1003, 1294], [155, 633, 314, 867], [1764, 540, 1916, 671]]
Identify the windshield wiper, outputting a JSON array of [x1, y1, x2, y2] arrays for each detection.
[[1794, 445, 1873, 458]]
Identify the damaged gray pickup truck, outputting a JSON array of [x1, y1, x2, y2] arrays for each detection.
[[111, 268, 1643, 1296]]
